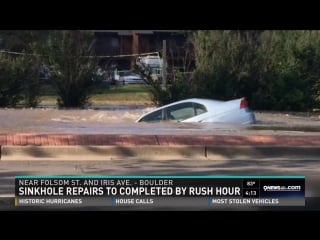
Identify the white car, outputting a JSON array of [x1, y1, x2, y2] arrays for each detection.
[[136, 98, 256, 124], [119, 71, 145, 84]]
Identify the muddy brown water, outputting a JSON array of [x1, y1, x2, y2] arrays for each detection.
[[0, 108, 319, 135]]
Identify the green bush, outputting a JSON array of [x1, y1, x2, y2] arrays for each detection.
[[0, 55, 23, 107], [0, 54, 41, 107], [135, 66, 192, 106], [16, 55, 41, 107], [190, 30, 320, 111], [167, 71, 193, 102], [45, 31, 98, 108]]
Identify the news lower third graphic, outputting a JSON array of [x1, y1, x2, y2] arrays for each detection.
[[15, 176, 305, 208]]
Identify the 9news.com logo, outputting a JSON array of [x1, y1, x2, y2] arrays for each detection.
[[263, 185, 302, 192]]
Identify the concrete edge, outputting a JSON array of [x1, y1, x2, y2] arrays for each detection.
[[1, 145, 320, 161], [0, 145, 206, 161], [206, 146, 320, 160]]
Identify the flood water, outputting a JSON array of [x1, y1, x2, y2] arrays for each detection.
[[0, 107, 319, 135]]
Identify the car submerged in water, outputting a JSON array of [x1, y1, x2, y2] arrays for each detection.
[[136, 98, 256, 124]]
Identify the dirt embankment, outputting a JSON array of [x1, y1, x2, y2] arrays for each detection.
[[254, 111, 320, 126]]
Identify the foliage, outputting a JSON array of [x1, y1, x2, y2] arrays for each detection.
[[190, 30, 320, 111], [0, 30, 49, 52], [2, 30, 320, 111], [0, 31, 45, 108], [44, 31, 98, 108], [134, 65, 192, 106], [0, 54, 23, 107], [167, 71, 193, 102], [16, 55, 41, 107], [0, 53, 40, 107]]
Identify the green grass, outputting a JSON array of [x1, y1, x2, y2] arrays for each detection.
[[93, 84, 149, 94], [39, 84, 154, 106]]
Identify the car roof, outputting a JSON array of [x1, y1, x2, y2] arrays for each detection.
[[157, 98, 226, 111]]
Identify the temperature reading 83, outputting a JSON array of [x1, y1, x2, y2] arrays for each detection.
[[247, 181, 255, 187], [244, 179, 259, 188]]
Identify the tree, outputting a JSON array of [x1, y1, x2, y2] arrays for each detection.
[[44, 30, 98, 108], [190, 30, 320, 111], [0, 30, 49, 52], [0, 31, 44, 107], [190, 30, 263, 104], [0, 53, 23, 107]]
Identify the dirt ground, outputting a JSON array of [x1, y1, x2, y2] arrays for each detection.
[[254, 111, 320, 126]]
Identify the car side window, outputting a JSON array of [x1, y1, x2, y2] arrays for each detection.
[[194, 103, 207, 115], [139, 109, 163, 122], [167, 102, 195, 121]]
